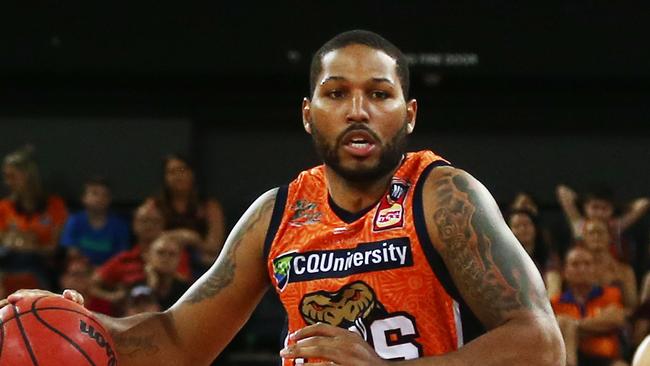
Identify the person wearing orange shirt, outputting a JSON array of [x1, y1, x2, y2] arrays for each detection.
[[0, 146, 67, 288], [553, 246, 628, 366], [2, 30, 563, 365]]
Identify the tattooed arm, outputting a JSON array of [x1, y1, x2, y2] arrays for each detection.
[[94, 188, 277, 366], [406, 167, 564, 365]]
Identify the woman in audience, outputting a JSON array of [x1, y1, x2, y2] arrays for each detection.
[[507, 208, 561, 297], [153, 154, 225, 278], [0, 146, 67, 288], [581, 219, 637, 313]]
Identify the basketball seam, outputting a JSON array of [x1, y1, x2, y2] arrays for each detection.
[[31, 297, 98, 366], [4, 307, 108, 330], [12, 304, 39, 366]]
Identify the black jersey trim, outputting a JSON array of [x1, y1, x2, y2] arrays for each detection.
[[328, 194, 377, 224], [263, 185, 289, 261], [412, 161, 487, 344]]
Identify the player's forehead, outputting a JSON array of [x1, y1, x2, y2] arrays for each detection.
[[317, 44, 399, 87]]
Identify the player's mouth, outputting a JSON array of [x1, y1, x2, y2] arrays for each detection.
[[341, 130, 377, 158]]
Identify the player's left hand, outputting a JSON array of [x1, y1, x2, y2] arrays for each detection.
[[280, 322, 388, 366]]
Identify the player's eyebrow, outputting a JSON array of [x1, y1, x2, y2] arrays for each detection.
[[370, 77, 394, 85], [320, 76, 346, 85], [320, 76, 395, 85]]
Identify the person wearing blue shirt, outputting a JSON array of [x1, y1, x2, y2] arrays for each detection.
[[61, 177, 130, 265]]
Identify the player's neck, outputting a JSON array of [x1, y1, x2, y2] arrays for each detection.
[[325, 165, 397, 213]]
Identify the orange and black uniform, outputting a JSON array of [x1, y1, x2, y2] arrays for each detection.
[[265, 151, 485, 364]]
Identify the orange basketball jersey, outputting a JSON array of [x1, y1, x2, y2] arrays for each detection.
[[265, 150, 479, 364]]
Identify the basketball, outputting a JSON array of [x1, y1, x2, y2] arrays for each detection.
[[0, 296, 117, 366]]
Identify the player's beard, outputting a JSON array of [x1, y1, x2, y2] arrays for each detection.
[[310, 122, 408, 184]]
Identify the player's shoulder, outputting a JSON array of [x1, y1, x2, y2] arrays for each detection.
[[420, 165, 484, 198], [257, 187, 281, 206], [244, 187, 282, 227]]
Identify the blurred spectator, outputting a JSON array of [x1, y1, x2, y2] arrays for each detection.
[[92, 200, 191, 305], [582, 219, 637, 312], [122, 285, 161, 317], [60, 177, 130, 266], [141, 232, 189, 309], [553, 246, 628, 366], [510, 191, 540, 216], [0, 146, 68, 288], [556, 184, 649, 262], [154, 154, 225, 277], [506, 208, 561, 297], [58, 256, 114, 315]]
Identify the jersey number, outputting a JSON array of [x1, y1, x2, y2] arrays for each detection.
[[351, 312, 423, 360]]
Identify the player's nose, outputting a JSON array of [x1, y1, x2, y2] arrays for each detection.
[[346, 91, 370, 123]]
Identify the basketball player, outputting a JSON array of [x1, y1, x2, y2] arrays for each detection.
[[2, 30, 564, 365]]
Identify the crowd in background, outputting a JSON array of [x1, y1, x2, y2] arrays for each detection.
[[0, 145, 226, 319], [1, 144, 650, 366]]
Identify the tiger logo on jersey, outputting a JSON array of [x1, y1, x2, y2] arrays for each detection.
[[300, 281, 386, 328], [299, 281, 424, 360]]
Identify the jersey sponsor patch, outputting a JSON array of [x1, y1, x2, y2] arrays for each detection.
[[272, 238, 413, 291], [373, 179, 410, 232]]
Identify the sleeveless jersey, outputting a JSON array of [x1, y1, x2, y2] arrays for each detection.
[[265, 150, 472, 363]]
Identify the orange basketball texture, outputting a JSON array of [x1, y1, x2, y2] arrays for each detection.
[[0, 296, 117, 366]]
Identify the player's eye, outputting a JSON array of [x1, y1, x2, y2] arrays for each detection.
[[370, 90, 389, 99], [327, 90, 345, 99]]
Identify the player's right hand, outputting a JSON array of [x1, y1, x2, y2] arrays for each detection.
[[0, 288, 85, 309]]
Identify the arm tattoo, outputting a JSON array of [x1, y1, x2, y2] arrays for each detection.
[[431, 171, 549, 326], [114, 333, 160, 358], [183, 195, 276, 304]]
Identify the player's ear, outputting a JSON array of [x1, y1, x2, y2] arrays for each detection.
[[406, 99, 417, 134], [302, 97, 312, 134]]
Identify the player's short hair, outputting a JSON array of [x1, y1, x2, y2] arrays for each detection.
[[309, 30, 410, 99]]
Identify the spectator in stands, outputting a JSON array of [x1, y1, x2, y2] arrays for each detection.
[[582, 219, 637, 312], [92, 200, 191, 305], [0, 145, 67, 288], [60, 177, 130, 266], [140, 232, 189, 309], [553, 246, 628, 366], [122, 285, 161, 317], [506, 208, 561, 297], [154, 154, 225, 277], [556, 184, 649, 262], [58, 256, 114, 315]]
